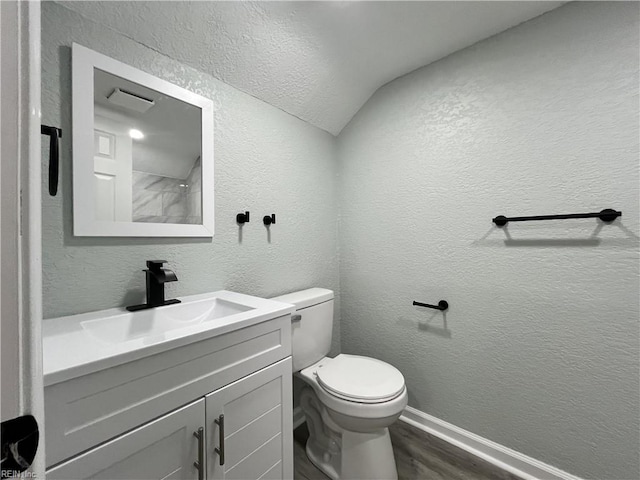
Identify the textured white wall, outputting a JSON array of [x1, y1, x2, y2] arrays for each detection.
[[41, 2, 340, 353], [337, 3, 639, 479]]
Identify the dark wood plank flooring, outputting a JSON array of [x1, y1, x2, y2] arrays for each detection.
[[294, 420, 523, 480]]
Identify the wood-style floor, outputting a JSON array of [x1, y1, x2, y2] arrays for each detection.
[[294, 420, 523, 480]]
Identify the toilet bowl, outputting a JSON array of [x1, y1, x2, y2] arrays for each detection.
[[298, 355, 408, 480], [272, 288, 407, 480]]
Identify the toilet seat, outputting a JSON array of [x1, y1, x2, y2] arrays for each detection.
[[315, 354, 405, 404]]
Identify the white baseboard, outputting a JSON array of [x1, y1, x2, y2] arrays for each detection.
[[293, 406, 306, 429], [400, 406, 583, 480]]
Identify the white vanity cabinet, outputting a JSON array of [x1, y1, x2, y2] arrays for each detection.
[[44, 306, 294, 480]]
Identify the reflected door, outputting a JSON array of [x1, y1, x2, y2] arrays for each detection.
[[93, 114, 132, 222]]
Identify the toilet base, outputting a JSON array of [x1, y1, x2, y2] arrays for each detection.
[[305, 425, 398, 480], [340, 428, 398, 480], [301, 387, 341, 479], [300, 386, 399, 480], [306, 440, 340, 480]]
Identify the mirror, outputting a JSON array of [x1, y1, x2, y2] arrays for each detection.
[[93, 70, 202, 225], [72, 43, 214, 237]]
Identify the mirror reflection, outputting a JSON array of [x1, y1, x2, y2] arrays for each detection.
[[93, 68, 202, 224]]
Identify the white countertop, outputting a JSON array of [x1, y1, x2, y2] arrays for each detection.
[[43, 290, 294, 386]]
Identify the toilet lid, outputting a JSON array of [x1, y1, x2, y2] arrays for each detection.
[[316, 354, 405, 403]]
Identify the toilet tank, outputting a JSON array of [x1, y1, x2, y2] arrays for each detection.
[[271, 288, 334, 372]]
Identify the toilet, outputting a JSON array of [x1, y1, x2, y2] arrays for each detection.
[[273, 288, 408, 480]]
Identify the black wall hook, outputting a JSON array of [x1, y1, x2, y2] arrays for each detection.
[[236, 211, 250, 224], [263, 214, 276, 226], [41, 125, 62, 196], [413, 300, 449, 311]]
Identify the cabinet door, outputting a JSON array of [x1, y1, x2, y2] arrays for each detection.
[[206, 357, 293, 480], [48, 399, 205, 480]]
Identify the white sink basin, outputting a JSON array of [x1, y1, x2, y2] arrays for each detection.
[[43, 290, 294, 386], [81, 297, 253, 344]]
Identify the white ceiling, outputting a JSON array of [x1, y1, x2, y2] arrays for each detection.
[[59, 1, 565, 135]]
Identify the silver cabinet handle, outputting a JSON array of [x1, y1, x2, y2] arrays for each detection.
[[193, 427, 204, 480], [292, 314, 302, 322], [214, 414, 225, 466]]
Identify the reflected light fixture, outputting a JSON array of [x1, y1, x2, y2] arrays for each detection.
[[129, 129, 144, 140]]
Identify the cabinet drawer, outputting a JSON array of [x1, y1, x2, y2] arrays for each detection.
[[47, 398, 205, 479], [45, 315, 290, 467]]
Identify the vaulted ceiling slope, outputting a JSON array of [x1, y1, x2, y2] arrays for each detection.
[[58, 1, 564, 135]]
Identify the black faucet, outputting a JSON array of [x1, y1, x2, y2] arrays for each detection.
[[126, 260, 181, 311]]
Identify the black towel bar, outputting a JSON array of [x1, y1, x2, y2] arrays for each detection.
[[493, 209, 621, 227]]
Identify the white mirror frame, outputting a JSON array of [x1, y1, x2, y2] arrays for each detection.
[[72, 43, 214, 237]]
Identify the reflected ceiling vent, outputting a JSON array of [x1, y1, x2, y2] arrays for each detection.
[[107, 88, 155, 113]]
